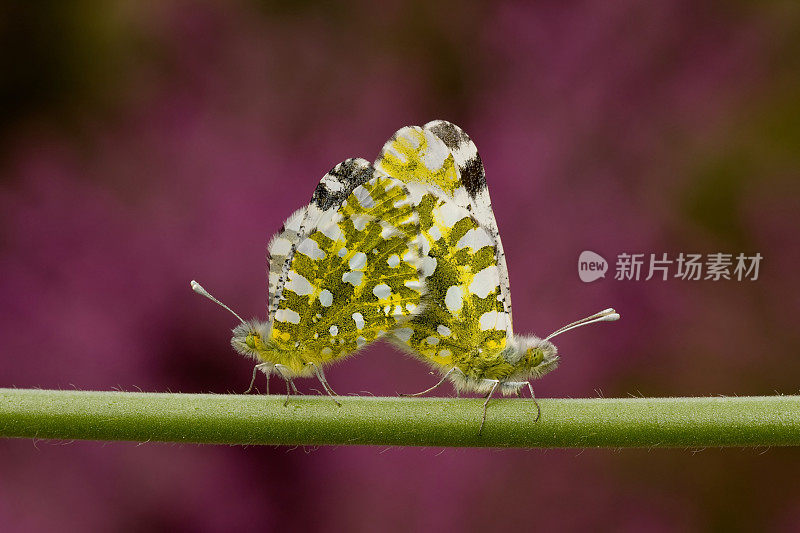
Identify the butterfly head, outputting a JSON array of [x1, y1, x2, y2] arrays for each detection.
[[231, 320, 272, 360], [506, 308, 620, 381], [507, 335, 560, 380]]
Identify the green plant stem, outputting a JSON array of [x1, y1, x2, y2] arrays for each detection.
[[1, 389, 798, 448]]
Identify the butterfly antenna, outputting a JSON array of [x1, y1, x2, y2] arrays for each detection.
[[544, 308, 620, 341], [190, 280, 246, 325]]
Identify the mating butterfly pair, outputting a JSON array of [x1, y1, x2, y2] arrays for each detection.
[[192, 121, 618, 431]]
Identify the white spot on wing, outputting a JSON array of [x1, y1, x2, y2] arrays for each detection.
[[387, 146, 406, 163], [479, 310, 505, 331], [420, 256, 437, 277], [322, 175, 344, 193], [393, 197, 410, 209], [342, 271, 364, 286], [380, 222, 400, 239], [422, 130, 448, 170], [275, 309, 301, 324], [349, 252, 367, 270], [387, 254, 400, 267], [469, 265, 500, 298], [285, 271, 313, 295], [270, 238, 291, 256], [297, 238, 325, 260], [352, 214, 370, 231], [404, 280, 423, 293], [456, 227, 494, 251], [405, 182, 428, 205], [495, 311, 508, 331], [452, 186, 470, 207], [437, 324, 452, 336], [445, 286, 463, 313], [319, 289, 333, 307], [407, 129, 423, 148], [352, 312, 365, 329], [319, 223, 342, 241], [354, 186, 374, 208], [436, 201, 467, 229], [372, 283, 391, 299], [455, 141, 479, 164], [329, 325, 338, 336], [419, 234, 431, 255]]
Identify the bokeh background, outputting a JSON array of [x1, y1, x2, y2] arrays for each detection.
[[2, 1, 799, 531]]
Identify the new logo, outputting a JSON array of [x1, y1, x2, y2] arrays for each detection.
[[578, 251, 608, 282]]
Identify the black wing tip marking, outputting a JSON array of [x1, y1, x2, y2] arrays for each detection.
[[460, 153, 486, 197], [426, 120, 467, 150], [311, 158, 377, 211], [426, 120, 487, 198]]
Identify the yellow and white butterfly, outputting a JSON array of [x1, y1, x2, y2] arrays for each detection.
[[375, 120, 620, 431], [193, 123, 618, 432], [192, 159, 426, 403]]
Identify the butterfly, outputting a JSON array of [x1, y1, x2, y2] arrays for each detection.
[[193, 122, 619, 431], [375, 120, 619, 431], [192, 159, 426, 403]]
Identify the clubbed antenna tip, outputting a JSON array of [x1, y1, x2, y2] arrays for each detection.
[[545, 308, 620, 341], [190, 279, 246, 325]]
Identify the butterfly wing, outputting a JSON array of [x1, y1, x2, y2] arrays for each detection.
[[391, 186, 512, 381], [375, 121, 513, 331], [269, 171, 425, 369], [268, 158, 381, 320], [267, 205, 307, 321]]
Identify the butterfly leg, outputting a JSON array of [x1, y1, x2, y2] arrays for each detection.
[[501, 381, 541, 422], [400, 367, 456, 397], [527, 382, 542, 423], [283, 378, 300, 407], [274, 364, 299, 407], [305, 362, 341, 406], [244, 363, 271, 394], [479, 380, 500, 435]]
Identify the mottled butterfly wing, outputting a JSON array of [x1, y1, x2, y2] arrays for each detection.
[[267, 206, 306, 321], [268, 158, 381, 320], [269, 173, 425, 373], [391, 186, 511, 381], [375, 121, 513, 329], [374, 125, 462, 197]]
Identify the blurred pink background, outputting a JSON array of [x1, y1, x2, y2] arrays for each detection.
[[1, 1, 799, 531]]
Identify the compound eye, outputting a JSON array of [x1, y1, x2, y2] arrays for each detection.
[[528, 348, 543, 366], [245, 334, 257, 349]]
